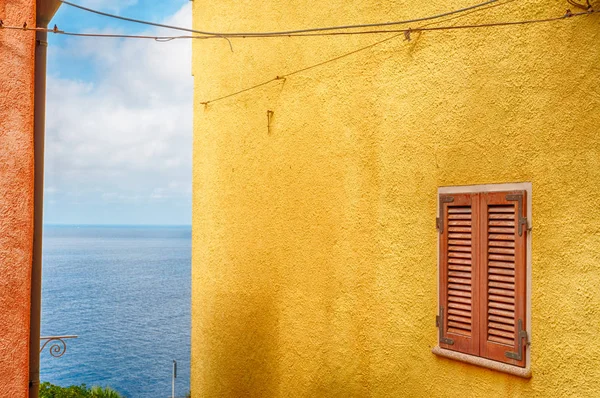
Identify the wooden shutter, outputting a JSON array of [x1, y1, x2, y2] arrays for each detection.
[[438, 193, 480, 355], [479, 191, 527, 367]]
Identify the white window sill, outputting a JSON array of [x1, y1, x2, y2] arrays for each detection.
[[432, 346, 532, 379]]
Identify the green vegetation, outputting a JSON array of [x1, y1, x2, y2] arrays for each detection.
[[39, 382, 123, 398]]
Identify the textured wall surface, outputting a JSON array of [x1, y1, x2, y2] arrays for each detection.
[[0, 0, 36, 396], [191, 0, 600, 396]]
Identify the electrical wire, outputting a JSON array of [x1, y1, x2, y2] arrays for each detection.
[[198, 9, 595, 105], [1, 8, 591, 41], [1, 6, 594, 105], [58, 0, 499, 37], [200, 32, 406, 105]]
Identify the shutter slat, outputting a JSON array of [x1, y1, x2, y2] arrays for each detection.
[[488, 328, 515, 339], [448, 321, 472, 329], [449, 233, 472, 240], [449, 265, 471, 272], [448, 258, 471, 265], [489, 214, 515, 220], [448, 308, 472, 317], [488, 301, 515, 311], [488, 315, 515, 325], [488, 206, 514, 213], [449, 315, 472, 324], [448, 277, 471, 284], [488, 227, 515, 234], [489, 240, 515, 248], [489, 254, 515, 262], [488, 275, 515, 283], [448, 239, 471, 245], [448, 208, 471, 214], [488, 234, 514, 241], [449, 252, 472, 259], [489, 322, 515, 332], [488, 294, 515, 304], [448, 302, 471, 311], [488, 261, 515, 269], [448, 214, 471, 219], [448, 296, 472, 305], [489, 220, 515, 227], [488, 268, 515, 276], [488, 308, 514, 318], [449, 290, 472, 298], [449, 227, 472, 233], [448, 271, 471, 278], [488, 247, 515, 255], [449, 220, 472, 226], [448, 283, 471, 291], [448, 246, 471, 253], [488, 288, 515, 297]]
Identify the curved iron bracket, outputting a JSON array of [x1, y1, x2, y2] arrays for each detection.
[[40, 335, 78, 358]]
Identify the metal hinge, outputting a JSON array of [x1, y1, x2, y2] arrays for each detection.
[[438, 306, 454, 345], [506, 193, 527, 236], [505, 319, 528, 361], [437, 196, 454, 234]]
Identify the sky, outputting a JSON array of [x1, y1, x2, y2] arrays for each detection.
[[44, 0, 192, 225]]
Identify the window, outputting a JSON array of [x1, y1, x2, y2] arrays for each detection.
[[434, 185, 531, 374]]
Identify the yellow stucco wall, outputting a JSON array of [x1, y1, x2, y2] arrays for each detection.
[[191, 0, 600, 396]]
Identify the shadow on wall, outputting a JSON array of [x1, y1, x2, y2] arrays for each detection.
[[206, 290, 280, 397]]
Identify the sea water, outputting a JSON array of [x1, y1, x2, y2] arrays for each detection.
[[40, 225, 191, 397]]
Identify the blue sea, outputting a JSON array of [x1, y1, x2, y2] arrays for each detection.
[[40, 225, 191, 398]]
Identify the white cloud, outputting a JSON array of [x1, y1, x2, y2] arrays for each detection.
[[45, 4, 192, 221]]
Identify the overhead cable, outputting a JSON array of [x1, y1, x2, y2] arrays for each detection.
[[58, 0, 499, 37], [0, 9, 592, 41], [200, 32, 406, 105], [198, 9, 594, 105]]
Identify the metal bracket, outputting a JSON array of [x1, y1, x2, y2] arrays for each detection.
[[438, 306, 455, 345], [40, 335, 78, 358], [506, 194, 527, 236], [505, 319, 528, 361], [437, 196, 454, 234]]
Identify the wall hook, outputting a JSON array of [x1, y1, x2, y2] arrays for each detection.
[[267, 110, 274, 135]]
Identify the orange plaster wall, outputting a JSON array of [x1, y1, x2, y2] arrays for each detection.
[[0, 0, 37, 396]]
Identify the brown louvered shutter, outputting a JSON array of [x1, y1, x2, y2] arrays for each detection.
[[438, 193, 480, 355], [479, 191, 527, 367]]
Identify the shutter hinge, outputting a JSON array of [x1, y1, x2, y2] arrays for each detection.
[[438, 196, 454, 234], [505, 319, 528, 361], [436, 217, 440, 230], [506, 194, 527, 236], [438, 306, 454, 345]]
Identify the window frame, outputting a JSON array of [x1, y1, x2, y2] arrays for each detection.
[[433, 182, 532, 378]]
